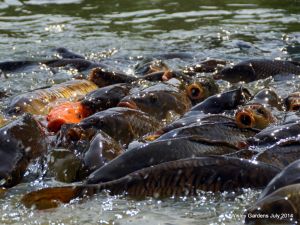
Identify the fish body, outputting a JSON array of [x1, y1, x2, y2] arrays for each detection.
[[156, 122, 257, 147], [217, 59, 300, 83], [57, 107, 160, 147], [22, 156, 280, 210], [81, 83, 132, 113], [6, 79, 98, 115], [87, 136, 239, 184]]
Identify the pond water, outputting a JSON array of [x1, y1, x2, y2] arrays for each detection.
[[0, 0, 299, 224]]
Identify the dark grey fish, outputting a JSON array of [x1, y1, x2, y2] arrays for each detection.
[[87, 136, 240, 184], [216, 59, 300, 83]]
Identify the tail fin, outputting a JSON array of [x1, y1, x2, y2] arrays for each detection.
[[21, 186, 82, 210]]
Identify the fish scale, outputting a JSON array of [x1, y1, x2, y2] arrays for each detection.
[[7, 80, 98, 115], [21, 156, 280, 210]]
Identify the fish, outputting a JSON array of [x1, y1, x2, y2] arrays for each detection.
[[54, 47, 85, 59], [81, 83, 132, 113], [147, 114, 235, 140], [247, 122, 300, 147], [215, 59, 300, 83], [0, 114, 47, 187], [259, 158, 300, 199], [251, 88, 283, 110], [86, 136, 240, 184], [284, 92, 300, 111], [245, 184, 300, 225], [88, 67, 138, 87], [83, 130, 124, 172], [155, 121, 258, 147], [134, 58, 169, 76], [21, 156, 280, 210], [235, 103, 276, 129], [118, 89, 191, 121], [185, 76, 219, 104], [0, 61, 38, 73], [183, 59, 227, 74], [56, 107, 160, 147], [47, 101, 92, 132], [46, 148, 87, 183], [42, 58, 103, 72], [184, 87, 252, 116], [254, 139, 300, 169], [6, 79, 98, 115], [235, 89, 281, 129]]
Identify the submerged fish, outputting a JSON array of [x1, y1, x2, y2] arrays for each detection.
[[183, 59, 227, 74], [83, 130, 124, 172], [216, 59, 300, 83], [21, 156, 280, 210]]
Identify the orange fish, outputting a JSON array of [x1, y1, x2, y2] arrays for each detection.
[[47, 102, 91, 132]]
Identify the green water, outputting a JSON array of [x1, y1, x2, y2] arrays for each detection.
[[0, 0, 299, 224]]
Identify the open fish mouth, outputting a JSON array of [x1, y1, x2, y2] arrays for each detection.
[[235, 109, 255, 128], [117, 100, 138, 110]]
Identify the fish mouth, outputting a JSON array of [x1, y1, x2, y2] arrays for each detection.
[[289, 99, 300, 111], [117, 100, 138, 110], [186, 83, 204, 100], [235, 109, 255, 128]]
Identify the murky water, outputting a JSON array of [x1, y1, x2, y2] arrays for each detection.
[[0, 0, 299, 224]]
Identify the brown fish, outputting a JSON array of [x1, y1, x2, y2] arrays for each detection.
[[235, 103, 276, 130], [185, 76, 219, 104], [21, 156, 280, 210], [216, 59, 300, 83], [56, 107, 160, 147], [118, 89, 191, 121], [284, 92, 300, 111], [86, 136, 240, 184]]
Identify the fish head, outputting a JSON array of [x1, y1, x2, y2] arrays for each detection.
[[215, 63, 256, 83], [235, 104, 275, 129], [118, 91, 190, 120], [185, 77, 219, 103], [284, 92, 300, 111]]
